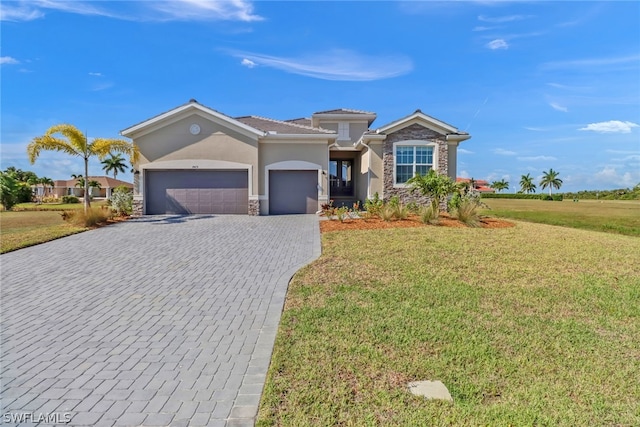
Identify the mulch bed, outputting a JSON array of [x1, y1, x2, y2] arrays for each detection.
[[319, 213, 515, 233]]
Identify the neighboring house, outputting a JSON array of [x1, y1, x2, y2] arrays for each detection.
[[37, 176, 133, 199], [456, 178, 495, 193], [121, 99, 471, 215]]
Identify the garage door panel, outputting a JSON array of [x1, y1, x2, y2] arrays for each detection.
[[146, 170, 248, 215], [269, 170, 318, 215]]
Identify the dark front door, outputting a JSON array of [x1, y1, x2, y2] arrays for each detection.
[[329, 160, 353, 197]]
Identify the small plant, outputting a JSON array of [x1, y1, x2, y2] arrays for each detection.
[[335, 206, 350, 223], [364, 193, 384, 216], [406, 201, 420, 214], [41, 196, 59, 203], [62, 207, 110, 227], [352, 201, 360, 212], [419, 205, 438, 224], [380, 205, 395, 222], [322, 199, 336, 218], [62, 195, 80, 204], [393, 204, 409, 220], [387, 195, 400, 208], [109, 185, 133, 216], [450, 199, 481, 227]]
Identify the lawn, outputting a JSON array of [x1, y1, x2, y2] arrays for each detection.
[[0, 211, 86, 253], [481, 199, 640, 236], [257, 222, 640, 426]]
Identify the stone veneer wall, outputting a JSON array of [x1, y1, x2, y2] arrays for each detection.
[[132, 198, 143, 216], [382, 123, 449, 205], [248, 199, 260, 216]]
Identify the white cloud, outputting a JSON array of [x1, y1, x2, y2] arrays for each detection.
[[517, 156, 558, 162], [459, 170, 470, 179], [0, 0, 263, 22], [228, 49, 413, 81], [147, 0, 263, 22], [88, 72, 103, 77], [549, 102, 568, 112], [478, 14, 533, 23], [546, 82, 590, 91], [486, 39, 508, 50], [0, 56, 20, 65], [524, 126, 545, 131], [241, 58, 256, 68], [593, 166, 640, 188], [472, 26, 496, 32], [606, 149, 640, 155], [458, 148, 474, 154], [579, 121, 639, 134], [493, 148, 517, 156]]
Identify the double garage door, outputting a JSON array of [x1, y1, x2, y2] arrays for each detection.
[[146, 170, 248, 215], [145, 169, 318, 215]]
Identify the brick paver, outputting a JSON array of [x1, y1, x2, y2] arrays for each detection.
[[1, 215, 320, 426]]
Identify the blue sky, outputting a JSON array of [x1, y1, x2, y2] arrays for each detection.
[[2, 0, 639, 192]]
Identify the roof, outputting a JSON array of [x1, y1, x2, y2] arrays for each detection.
[[121, 99, 263, 139], [456, 178, 494, 193], [285, 117, 312, 127], [313, 108, 376, 115], [376, 109, 470, 141], [235, 115, 336, 135], [52, 176, 133, 188]]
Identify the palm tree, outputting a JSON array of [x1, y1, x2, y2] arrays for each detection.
[[28, 124, 139, 212], [88, 180, 102, 198], [38, 177, 54, 200], [490, 179, 509, 193], [101, 153, 127, 180], [519, 174, 537, 193], [540, 168, 563, 196]]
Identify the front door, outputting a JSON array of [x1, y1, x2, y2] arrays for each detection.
[[329, 160, 353, 197]]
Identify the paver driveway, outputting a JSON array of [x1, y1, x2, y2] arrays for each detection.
[[1, 215, 320, 427]]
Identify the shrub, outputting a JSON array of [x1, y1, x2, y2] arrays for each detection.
[[364, 193, 384, 216], [0, 172, 18, 211], [552, 194, 564, 201], [407, 169, 456, 217], [419, 205, 438, 224], [406, 201, 420, 213], [482, 193, 540, 200], [62, 207, 110, 227], [392, 204, 409, 220], [109, 186, 133, 216], [387, 195, 400, 208], [379, 205, 395, 222], [335, 206, 350, 223], [450, 199, 481, 227], [322, 200, 336, 219], [62, 195, 80, 204], [41, 196, 59, 203]]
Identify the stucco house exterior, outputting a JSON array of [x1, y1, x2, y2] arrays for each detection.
[[121, 99, 470, 215], [34, 176, 133, 200]]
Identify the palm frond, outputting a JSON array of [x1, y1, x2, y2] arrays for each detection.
[[45, 124, 87, 152], [91, 138, 140, 163], [27, 135, 83, 163]]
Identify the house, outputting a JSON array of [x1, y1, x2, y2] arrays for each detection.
[[35, 176, 133, 199], [120, 99, 471, 215], [456, 178, 495, 193]]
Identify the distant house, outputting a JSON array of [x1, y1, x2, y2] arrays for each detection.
[[456, 177, 495, 193], [34, 176, 133, 200]]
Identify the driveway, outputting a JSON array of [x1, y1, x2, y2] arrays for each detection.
[[1, 215, 321, 427]]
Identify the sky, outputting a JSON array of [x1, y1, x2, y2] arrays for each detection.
[[1, 0, 639, 193]]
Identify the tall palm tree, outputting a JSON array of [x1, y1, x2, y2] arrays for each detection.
[[88, 180, 102, 198], [490, 179, 509, 193], [28, 124, 139, 212], [540, 168, 563, 196], [38, 176, 54, 199], [519, 174, 537, 193], [101, 153, 127, 180]]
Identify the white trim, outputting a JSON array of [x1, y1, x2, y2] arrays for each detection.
[[261, 135, 334, 142], [392, 140, 438, 188], [377, 111, 458, 136], [121, 103, 264, 140]]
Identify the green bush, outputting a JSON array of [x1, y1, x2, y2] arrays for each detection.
[[62, 195, 80, 204], [0, 172, 18, 210], [552, 194, 564, 201], [419, 205, 438, 224], [450, 199, 481, 227], [109, 186, 133, 216], [364, 193, 384, 216]]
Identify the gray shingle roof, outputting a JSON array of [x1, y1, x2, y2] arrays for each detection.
[[235, 116, 336, 135]]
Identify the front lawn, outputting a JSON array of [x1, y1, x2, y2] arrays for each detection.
[[0, 211, 86, 253], [258, 222, 640, 426]]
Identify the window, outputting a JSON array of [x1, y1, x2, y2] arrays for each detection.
[[394, 144, 434, 185], [338, 122, 350, 140]]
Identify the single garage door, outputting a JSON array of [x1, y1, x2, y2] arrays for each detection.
[[146, 170, 248, 214], [269, 170, 318, 215]]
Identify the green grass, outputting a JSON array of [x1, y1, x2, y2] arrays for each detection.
[[0, 211, 86, 253], [481, 199, 640, 236], [257, 223, 640, 426]]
